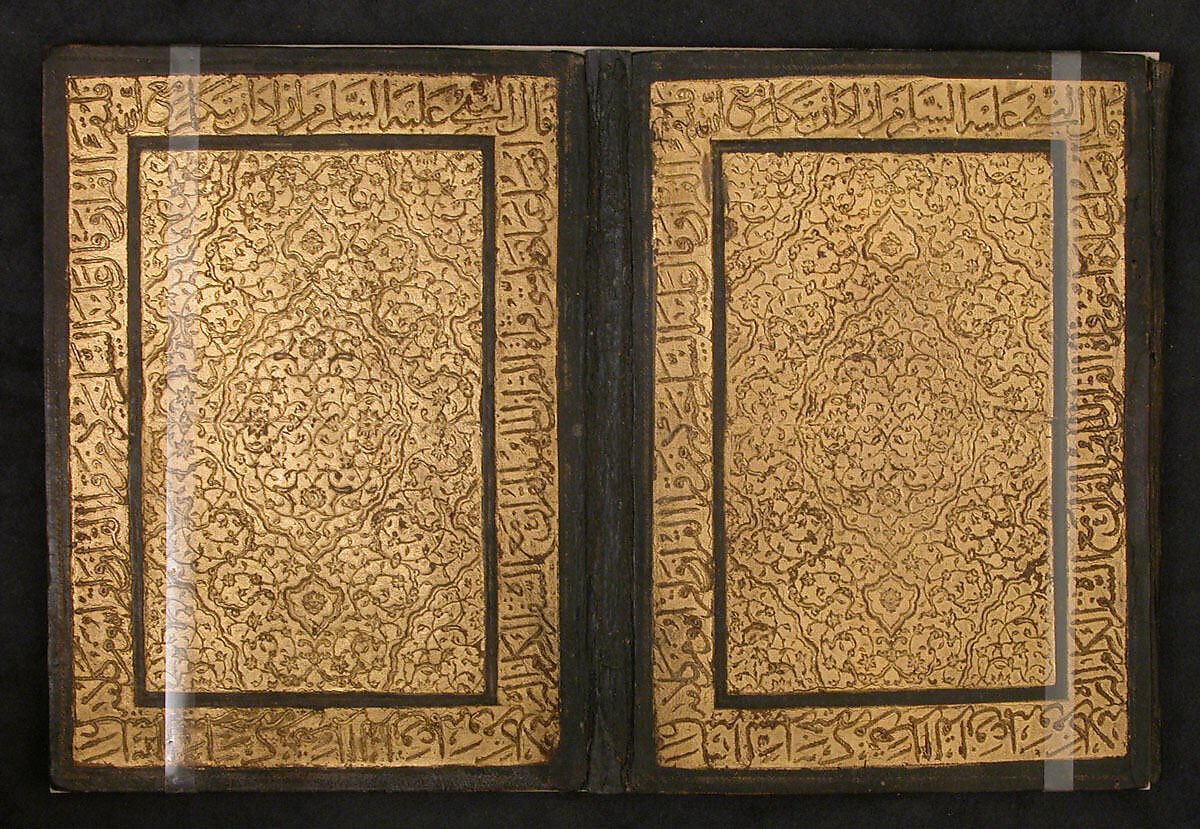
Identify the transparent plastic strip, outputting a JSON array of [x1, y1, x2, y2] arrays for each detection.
[[163, 44, 201, 792], [1045, 49, 1083, 793]]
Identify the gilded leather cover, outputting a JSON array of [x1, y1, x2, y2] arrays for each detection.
[[46, 48, 582, 789], [636, 55, 1159, 789], [46, 47, 1161, 793]]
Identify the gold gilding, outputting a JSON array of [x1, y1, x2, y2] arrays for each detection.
[[650, 76, 1128, 769], [64, 73, 560, 768]]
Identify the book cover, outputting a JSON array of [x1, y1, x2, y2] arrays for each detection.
[[45, 45, 590, 791], [629, 49, 1166, 792], [44, 45, 1166, 792]]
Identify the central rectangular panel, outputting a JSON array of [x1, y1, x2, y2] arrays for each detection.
[[129, 135, 496, 704], [713, 140, 1064, 705]]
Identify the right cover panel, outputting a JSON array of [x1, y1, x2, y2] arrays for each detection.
[[631, 51, 1163, 792]]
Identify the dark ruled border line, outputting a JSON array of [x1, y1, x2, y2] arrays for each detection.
[[709, 137, 1070, 709], [127, 133, 499, 709]]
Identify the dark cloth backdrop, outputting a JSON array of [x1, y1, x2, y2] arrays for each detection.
[[3, 1, 1198, 825]]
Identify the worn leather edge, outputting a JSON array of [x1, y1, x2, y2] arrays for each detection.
[[1144, 55, 1171, 788]]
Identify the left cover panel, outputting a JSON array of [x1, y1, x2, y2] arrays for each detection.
[[44, 46, 588, 791]]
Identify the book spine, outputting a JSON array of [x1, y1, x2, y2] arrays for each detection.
[[583, 48, 634, 794]]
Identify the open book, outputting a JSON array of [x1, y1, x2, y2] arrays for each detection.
[[44, 46, 1167, 792]]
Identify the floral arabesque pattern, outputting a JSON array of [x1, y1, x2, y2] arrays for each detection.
[[721, 151, 1056, 695], [138, 148, 488, 695]]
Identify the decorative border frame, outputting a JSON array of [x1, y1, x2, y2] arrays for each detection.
[[630, 49, 1162, 792], [45, 46, 589, 792], [709, 137, 1071, 711], [125, 133, 500, 711]]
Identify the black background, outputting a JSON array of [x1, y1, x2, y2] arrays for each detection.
[[3, 1, 1198, 825]]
